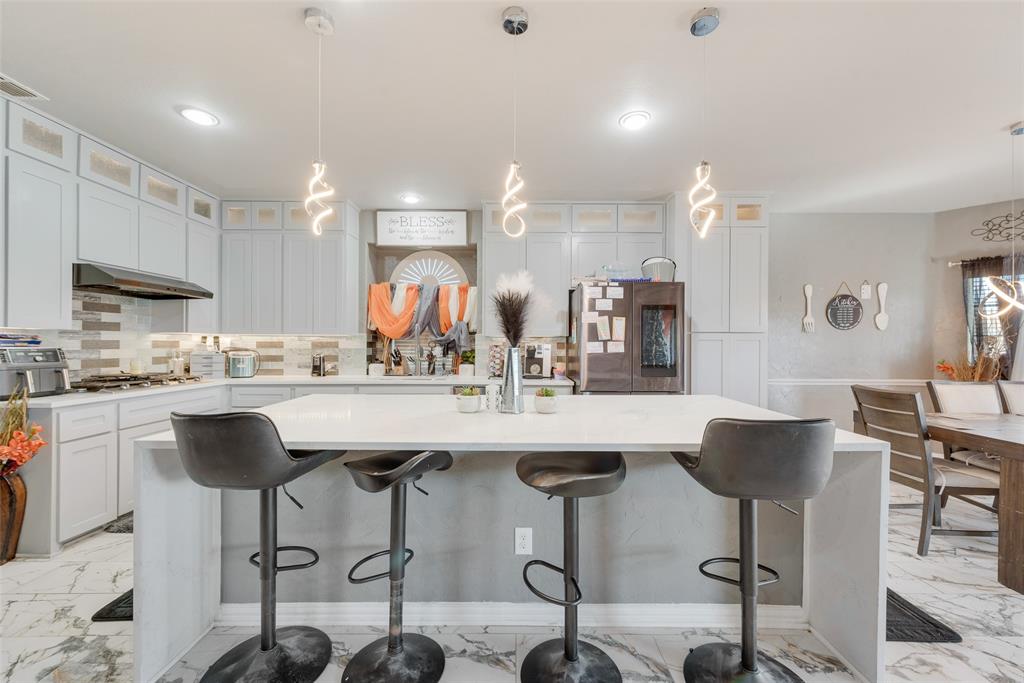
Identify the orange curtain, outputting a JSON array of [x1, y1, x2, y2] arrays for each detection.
[[368, 283, 420, 339], [456, 283, 469, 322], [438, 286, 453, 333]]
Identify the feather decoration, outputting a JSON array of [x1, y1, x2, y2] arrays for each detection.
[[492, 270, 533, 348]]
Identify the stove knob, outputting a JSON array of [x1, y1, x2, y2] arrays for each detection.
[[142, 381, 152, 388], [119, 383, 130, 390]]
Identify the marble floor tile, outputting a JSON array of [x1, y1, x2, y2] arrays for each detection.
[[11, 561, 133, 595], [433, 633, 517, 681], [1, 635, 132, 683], [55, 532, 133, 563], [0, 593, 132, 638], [886, 636, 1024, 683]]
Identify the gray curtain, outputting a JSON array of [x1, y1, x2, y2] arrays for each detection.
[[961, 255, 1024, 377]]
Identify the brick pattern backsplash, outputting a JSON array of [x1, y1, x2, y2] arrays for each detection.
[[149, 334, 369, 376]]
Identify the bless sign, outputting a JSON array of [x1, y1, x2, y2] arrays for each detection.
[[376, 211, 467, 247]]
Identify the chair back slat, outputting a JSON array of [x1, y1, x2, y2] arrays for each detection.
[[851, 385, 933, 486], [927, 380, 1003, 414]]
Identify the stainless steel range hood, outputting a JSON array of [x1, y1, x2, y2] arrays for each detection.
[[73, 263, 213, 300]]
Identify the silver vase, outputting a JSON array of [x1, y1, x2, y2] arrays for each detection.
[[500, 347, 524, 414]]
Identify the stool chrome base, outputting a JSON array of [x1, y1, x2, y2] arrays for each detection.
[[199, 625, 332, 683], [341, 633, 445, 683], [520, 638, 622, 683], [683, 643, 804, 683]]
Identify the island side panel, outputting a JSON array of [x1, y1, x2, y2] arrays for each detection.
[[134, 444, 221, 683], [807, 447, 888, 683]]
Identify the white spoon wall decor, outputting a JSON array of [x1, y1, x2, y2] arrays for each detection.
[[874, 282, 890, 331]]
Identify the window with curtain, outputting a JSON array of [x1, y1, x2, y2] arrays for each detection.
[[961, 256, 1024, 374]]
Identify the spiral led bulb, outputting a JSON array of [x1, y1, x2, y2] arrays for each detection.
[[305, 161, 335, 235], [501, 161, 527, 238], [688, 161, 717, 239]]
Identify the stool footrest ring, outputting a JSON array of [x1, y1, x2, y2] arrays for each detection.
[[248, 545, 319, 572], [698, 557, 780, 588], [347, 547, 415, 584], [523, 559, 583, 607]]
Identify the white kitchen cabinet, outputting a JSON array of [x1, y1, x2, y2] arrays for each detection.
[[7, 104, 78, 172], [282, 201, 346, 231], [6, 153, 76, 328], [139, 202, 186, 278], [315, 234, 348, 334], [731, 196, 769, 227], [283, 233, 317, 333], [78, 137, 139, 195], [186, 222, 220, 331], [140, 165, 186, 214], [117, 421, 169, 516], [252, 233, 283, 333], [221, 232, 253, 332], [572, 204, 618, 232], [690, 332, 766, 407], [252, 201, 282, 230], [58, 432, 118, 542], [342, 232, 361, 333], [79, 179, 139, 269], [526, 232, 571, 336], [293, 386, 358, 397], [728, 227, 768, 332], [481, 232, 527, 337], [231, 386, 293, 408], [482, 203, 505, 233], [222, 201, 252, 229], [571, 233, 617, 279], [617, 233, 664, 277], [690, 226, 730, 332], [618, 204, 664, 233], [526, 204, 572, 233], [187, 187, 219, 227]]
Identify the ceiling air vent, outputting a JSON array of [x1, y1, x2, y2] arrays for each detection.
[[0, 73, 47, 101]]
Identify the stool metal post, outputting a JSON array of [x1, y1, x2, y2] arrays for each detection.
[[260, 488, 278, 653], [740, 499, 757, 673], [563, 496, 579, 662], [388, 483, 408, 655]]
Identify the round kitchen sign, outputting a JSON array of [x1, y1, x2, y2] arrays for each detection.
[[826, 292, 863, 330]]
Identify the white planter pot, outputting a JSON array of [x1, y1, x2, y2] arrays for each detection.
[[456, 395, 481, 413], [458, 363, 476, 378], [534, 396, 557, 414], [368, 363, 385, 377]]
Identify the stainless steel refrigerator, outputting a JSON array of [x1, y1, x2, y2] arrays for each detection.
[[566, 282, 684, 394]]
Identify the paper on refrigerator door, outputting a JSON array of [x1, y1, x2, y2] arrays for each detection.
[[585, 286, 604, 298], [612, 316, 626, 341], [595, 299, 613, 310], [586, 341, 605, 354], [607, 341, 625, 353], [583, 311, 599, 323], [596, 316, 611, 340], [606, 287, 624, 299]]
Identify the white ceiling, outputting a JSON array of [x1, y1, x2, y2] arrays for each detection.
[[1, 0, 1022, 213]]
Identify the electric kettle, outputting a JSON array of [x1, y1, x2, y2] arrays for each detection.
[[226, 349, 260, 378]]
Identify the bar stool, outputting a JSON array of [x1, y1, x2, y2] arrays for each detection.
[[341, 449, 454, 683], [170, 412, 345, 683], [672, 418, 835, 683], [516, 451, 627, 683]]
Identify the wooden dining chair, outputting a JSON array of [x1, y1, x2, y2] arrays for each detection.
[[851, 385, 999, 556], [998, 380, 1024, 416], [926, 380, 1003, 474]]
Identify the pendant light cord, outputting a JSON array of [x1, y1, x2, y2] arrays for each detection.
[[316, 33, 323, 161], [512, 33, 518, 161], [1013, 0, 1022, 283], [701, 36, 707, 161]]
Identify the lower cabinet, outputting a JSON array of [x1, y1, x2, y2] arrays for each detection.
[[690, 333, 767, 407], [58, 432, 118, 542], [230, 386, 294, 408], [117, 420, 170, 516]]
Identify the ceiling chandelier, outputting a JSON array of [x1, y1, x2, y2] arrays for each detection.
[[688, 7, 719, 240], [500, 6, 528, 239], [981, 124, 1024, 319], [304, 7, 336, 236]]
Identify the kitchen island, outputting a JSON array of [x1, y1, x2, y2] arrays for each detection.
[[133, 393, 889, 682]]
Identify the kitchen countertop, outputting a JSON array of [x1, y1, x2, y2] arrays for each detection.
[[26, 374, 574, 409]]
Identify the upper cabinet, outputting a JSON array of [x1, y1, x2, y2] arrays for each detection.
[[283, 200, 344, 231], [525, 232, 571, 336], [187, 187, 219, 227], [140, 166, 186, 214], [481, 232, 528, 337], [617, 204, 664, 233], [138, 203, 186, 279], [571, 204, 618, 232], [78, 137, 139, 195], [251, 201, 282, 230], [185, 222, 220, 332], [7, 104, 78, 172], [79, 179, 139, 270], [730, 197, 768, 227], [484, 203, 571, 233]]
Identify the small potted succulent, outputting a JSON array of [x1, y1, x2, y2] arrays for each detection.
[[458, 349, 476, 378], [534, 387, 557, 414], [456, 386, 482, 413]]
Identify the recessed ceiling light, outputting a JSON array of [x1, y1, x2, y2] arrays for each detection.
[[618, 110, 651, 131], [178, 107, 220, 127], [400, 192, 422, 205]]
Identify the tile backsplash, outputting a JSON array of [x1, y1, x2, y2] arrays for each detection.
[[150, 335, 368, 376]]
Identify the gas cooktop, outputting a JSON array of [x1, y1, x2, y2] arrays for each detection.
[[72, 373, 203, 392]]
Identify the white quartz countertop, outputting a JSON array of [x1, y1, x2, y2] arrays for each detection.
[[26, 375, 573, 409], [137, 393, 884, 453]]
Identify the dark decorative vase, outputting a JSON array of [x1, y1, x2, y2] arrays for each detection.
[[0, 473, 27, 565]]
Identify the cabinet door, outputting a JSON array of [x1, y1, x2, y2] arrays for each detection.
[[481, 232, 527, 337], [186, 222, 220, 332], [690, 333, 726, 397], [6, 153, 76, 328], [730, 196, 768, 227], [139, 203, 186, 278], [7, 104, 78, 172], [724, 334, 767, 407], [572, 204, 618, 232], [187, 187, 219, 227], [617, 234, 664, 278], [689, 226, 730, 332], [220, 232, 252, 332], [140, 165, 186, 214], [78, 137, 139, 195], [729, 227, 768, 332], [526, 204, 571, 233], [618, 204, 664, 233], [571, 233, 617, 280], [58, 432, 118, 541], [117, 420, 170, 516], [282, 233, 316, 333], [342, 232, 361, 333], [79, 179, 139, 269], [252, 233, 283, 333], [526, 232, 571, 336], [252, 201, 283, 230], [482, 203, 504, 233], [314, 234, 347, 334], [221, 201, 252, 230]]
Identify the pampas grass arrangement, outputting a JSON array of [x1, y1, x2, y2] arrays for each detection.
[[492, 271, 533, 348]]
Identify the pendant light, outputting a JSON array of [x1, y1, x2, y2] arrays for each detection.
[[304, 7, 336, 236], [500, 6, 528, 239], [688, 7, 719, 240]]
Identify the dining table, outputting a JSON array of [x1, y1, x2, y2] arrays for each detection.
[[926, 412, 1024, 594]]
